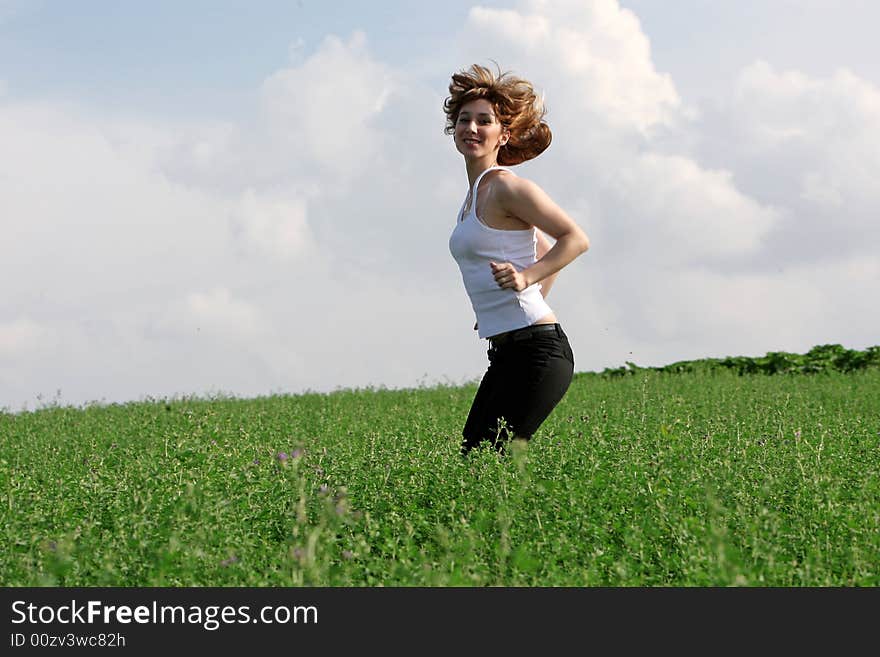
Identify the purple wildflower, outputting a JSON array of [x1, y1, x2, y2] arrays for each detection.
[[276, 452, 288, 462]]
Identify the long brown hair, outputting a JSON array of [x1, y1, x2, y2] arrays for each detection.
[[444, 63, 552, 165]]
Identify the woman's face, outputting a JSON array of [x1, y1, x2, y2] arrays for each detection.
[[454, 98, 509, 159]]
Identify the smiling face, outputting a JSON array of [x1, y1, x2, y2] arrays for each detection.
[[454, 98, 510, 161]]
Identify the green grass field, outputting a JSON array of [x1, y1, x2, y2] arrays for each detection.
[[2, 365, 878, 586]]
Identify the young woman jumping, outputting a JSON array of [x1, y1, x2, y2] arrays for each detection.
[[446, 63, 591, 454]]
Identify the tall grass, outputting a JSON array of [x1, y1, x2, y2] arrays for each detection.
[[1, 368, 878, 586]]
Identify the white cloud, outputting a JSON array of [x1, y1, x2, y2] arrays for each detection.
[[260, 31, 396, 180], [606, 153, 780, 264], [685, 60, 880, 270], [0, 102, 234, 311], [598, 59, 880, 363], [232, 189, 313, 260], [184, 288, 269, 341], [735, 62, 880, 210], [642, 255, 879, 359], [800, 171, 843, 207], [460, 0, 683, 136]]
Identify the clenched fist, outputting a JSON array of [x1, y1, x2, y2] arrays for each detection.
[[490, 261, 528, 292]]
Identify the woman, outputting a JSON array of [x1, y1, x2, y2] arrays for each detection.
[[446, 63, 590, 454]]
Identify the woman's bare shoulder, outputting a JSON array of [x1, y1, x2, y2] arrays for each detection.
[[492, 171, 546, 202]]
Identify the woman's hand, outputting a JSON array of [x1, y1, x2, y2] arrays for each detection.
[[490, 261, 528, 291]]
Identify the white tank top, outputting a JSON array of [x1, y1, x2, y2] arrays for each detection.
[[449, 166, 554, 339]]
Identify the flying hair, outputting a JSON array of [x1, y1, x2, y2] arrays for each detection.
[[444, 62, 552, 165]]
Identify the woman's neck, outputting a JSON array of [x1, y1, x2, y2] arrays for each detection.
[[465, 155, 500, 189]]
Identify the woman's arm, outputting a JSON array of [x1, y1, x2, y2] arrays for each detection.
[[490, 176, 590, 292]]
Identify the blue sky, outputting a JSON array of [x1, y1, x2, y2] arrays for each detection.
[[2, 0, 481, 115], [2, 0, 879, 411], [5, 1, 878, 114]]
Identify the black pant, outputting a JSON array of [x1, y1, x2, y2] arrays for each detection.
[[462, 323, 574, 454]]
